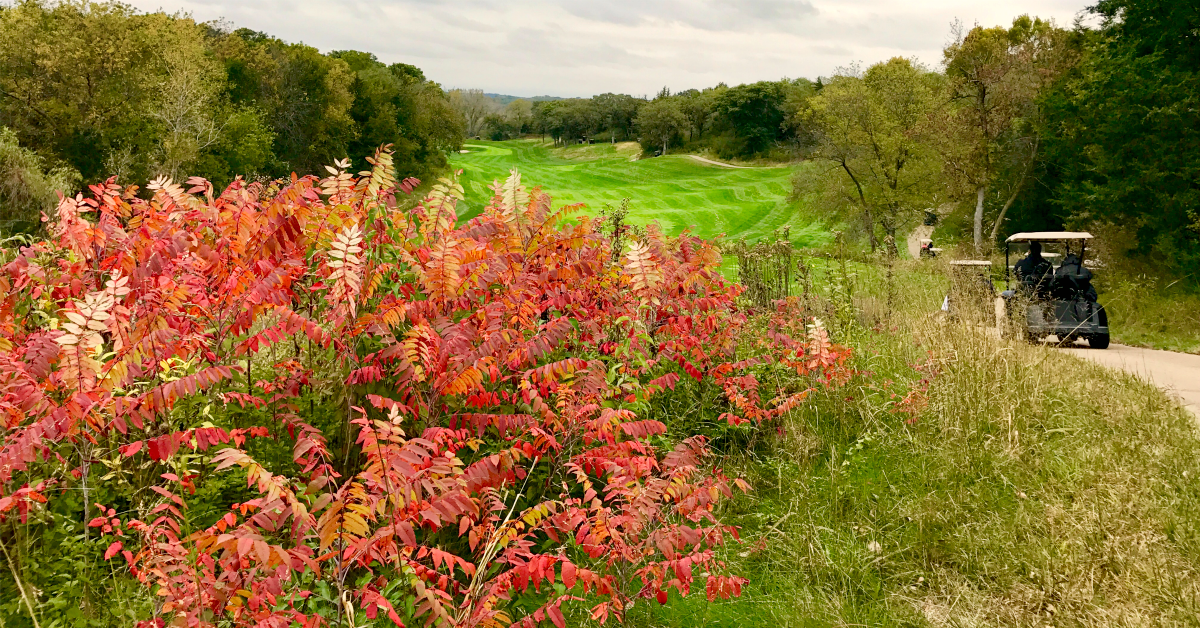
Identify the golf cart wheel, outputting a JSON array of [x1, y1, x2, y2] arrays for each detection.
[[1088, 305, 1110, 349]]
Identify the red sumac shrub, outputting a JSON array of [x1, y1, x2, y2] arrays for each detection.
[[0, 149, 850, 626]]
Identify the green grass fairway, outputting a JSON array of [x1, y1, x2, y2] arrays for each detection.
[[448, 140, 830, 246]]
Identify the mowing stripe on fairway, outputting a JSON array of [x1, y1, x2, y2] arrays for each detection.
[[450, 139, 831, 247]]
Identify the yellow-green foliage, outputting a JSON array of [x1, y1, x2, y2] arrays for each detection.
[[0, 127, 78, 234]]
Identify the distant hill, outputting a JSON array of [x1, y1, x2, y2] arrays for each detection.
[[485, 93, 564, 106]]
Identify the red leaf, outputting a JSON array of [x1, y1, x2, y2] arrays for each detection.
[[120, 441, 144, 457], [147, 438, 162, 461], [547, 605, 566, 628], [0, 159, 785, 626], [396, 521, 416, 546], [237, 536, 253, 558], [562, 562, 577, 589]]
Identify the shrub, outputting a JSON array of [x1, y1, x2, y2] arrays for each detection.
[[0, 127, 78, 235], [0, 149, 850, 627]]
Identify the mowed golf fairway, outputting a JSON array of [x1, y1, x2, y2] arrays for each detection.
[[448, 139, 830, 246]]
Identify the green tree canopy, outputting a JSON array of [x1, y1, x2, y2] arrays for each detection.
[[0, 1, 462, 198], [592, 93, 642, 142], [0, 1, 198, 182], [1041, 0, 1200, 273], [803, 59, 945, 252], [331, 50, 462, 176], [712, 81, 793, 157], [634, 98, 687, 156]]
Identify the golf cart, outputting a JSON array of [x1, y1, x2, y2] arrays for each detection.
[[1000, 232, 1109, 349]]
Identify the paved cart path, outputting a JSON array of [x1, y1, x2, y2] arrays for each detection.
[[1061, 343, 1200, 420], [687, 155, 757, 169]]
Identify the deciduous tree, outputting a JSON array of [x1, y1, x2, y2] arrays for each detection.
[[152, 20, 229, 180], [635, 98, 687, 156], [505, 98, 533, 135], [942, 16, 1069, 252], [803, 59, 945, 254], [0, 1, 187, 182], [592, 93, 643, 143], [676, 89, 715, 141], [711, 81, 793, 157], [449, 88, 496, 139]]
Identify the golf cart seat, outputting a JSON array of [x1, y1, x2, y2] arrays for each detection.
[[1051, 254, 1097, 301]]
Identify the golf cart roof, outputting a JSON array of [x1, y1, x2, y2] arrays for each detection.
[[920, 238, 933, 244], [949, 260, 992, 266], [1006, 231, 1094, 242]]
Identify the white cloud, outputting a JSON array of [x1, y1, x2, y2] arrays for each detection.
[[556, 0, 818, 31], [126, 0, 1093, 97]]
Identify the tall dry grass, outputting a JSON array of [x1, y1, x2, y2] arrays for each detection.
[[632, 257, 1200, 628]]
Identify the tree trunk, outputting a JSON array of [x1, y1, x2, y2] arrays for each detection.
[[973, 186, 986, 254], [990, 180, 1022, 244], [662, 139, 668, 156], [840, 161, 877, 252], [989, 137, 1037, 244]]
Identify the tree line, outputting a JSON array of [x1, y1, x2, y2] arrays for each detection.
[[797, 0, 1198, 275], [453, 0, 1197, 275], [454, 81, 816, 161], [2, 0, 1194, 276], [0, 0, 463, 233]]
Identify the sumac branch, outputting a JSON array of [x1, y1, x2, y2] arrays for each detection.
[[0, 149, 850, 626]]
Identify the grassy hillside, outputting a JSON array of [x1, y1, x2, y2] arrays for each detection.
[[449, 139, 831, 246], [627, 258, 1200, 627]]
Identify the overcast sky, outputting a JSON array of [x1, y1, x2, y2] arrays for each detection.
[[126, 0, 1094, 97]]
